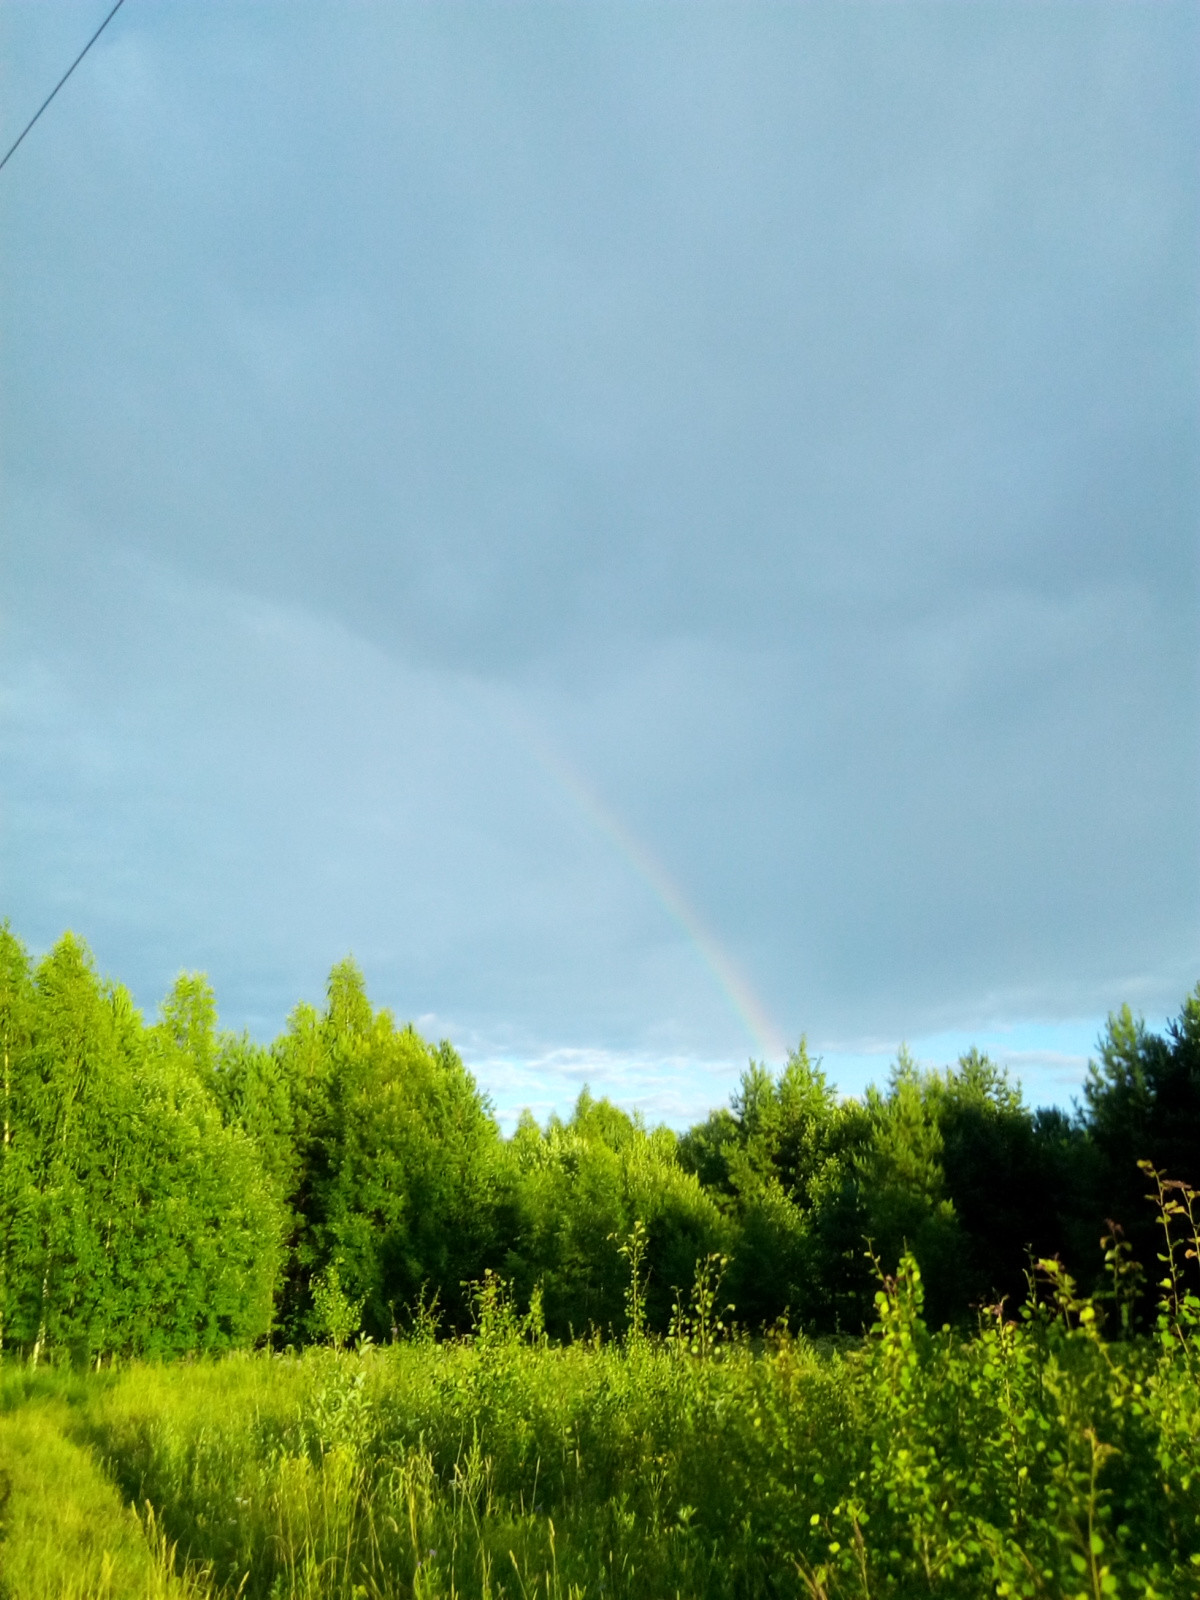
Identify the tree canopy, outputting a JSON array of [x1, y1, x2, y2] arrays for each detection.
[[1, 919, 1194, 1360]]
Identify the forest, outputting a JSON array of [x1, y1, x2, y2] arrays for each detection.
[[2, 924, 1197, 1357], [1, 923, 1199, 1597]]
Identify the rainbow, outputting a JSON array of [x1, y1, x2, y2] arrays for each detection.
[[496, 700, 787, 1063]]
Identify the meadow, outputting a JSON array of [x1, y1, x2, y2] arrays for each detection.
[[3, 926, 1199, 1596], [3, 1192, 1200, 1600]]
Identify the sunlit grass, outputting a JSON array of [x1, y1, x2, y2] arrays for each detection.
[[2, 1227, 1199, 1600], [0, 1397, 206, 1600]]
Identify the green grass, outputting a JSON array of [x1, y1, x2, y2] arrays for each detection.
[[0, 1387, 203, 1600], [1, 1258, 1199, 1599]]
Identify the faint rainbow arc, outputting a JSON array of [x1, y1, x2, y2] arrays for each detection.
[[500, 706, 787, 1062]]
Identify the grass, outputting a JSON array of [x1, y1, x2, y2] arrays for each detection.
[[0, 1386, 203, 1600], [1, 1241, 1199, 1599]]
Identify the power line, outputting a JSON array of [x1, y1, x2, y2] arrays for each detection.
[[0, 0, 130, 176]]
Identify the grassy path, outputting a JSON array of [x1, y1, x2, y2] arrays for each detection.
[[0, 1401, 204, 1600]]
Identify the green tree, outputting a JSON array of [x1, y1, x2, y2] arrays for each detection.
[[0, 933, 282, 1361], [854, 1050, 967, 1327], [1077, 987, 1200, 1310], [681, 1046, 870, 1331], [504, 1090, 727, 1338], [286, 959, 506, 1339], [17, 932, 122, 1363], [155, 972, 218, 1089], [935, 1048, 1075, 1309], [256, 997, 338, 1340], [0, 924, 35, 1358], [212, 1033, 300, 1205], [104, 1015, 283, 1356]]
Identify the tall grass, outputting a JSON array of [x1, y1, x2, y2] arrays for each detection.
[[3, 1181, 1200, 1599], [0, 1386, 204, 1600]]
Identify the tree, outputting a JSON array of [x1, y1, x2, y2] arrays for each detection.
[[932, 1050, 1062, 1310], [17, 932, 122, 1363], [282, 958, 506, 1339], [0, 924, 35, 1357], [502, 1090, 727, 1339], [0, 933, 282, 1362], [681, 1046, 870, 1331], [106, 1015, 282, 1357], [1078, 988, 1200, 1306], [853, 1051, 967, 1328], [156, 972, 219, 1088]]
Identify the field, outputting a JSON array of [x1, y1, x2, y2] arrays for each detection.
[[2, 937, 1198, 1597], [2, 1251, 1199, 1600]]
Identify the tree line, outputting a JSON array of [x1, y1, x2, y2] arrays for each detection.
[[0, 922, 1196, 1361]]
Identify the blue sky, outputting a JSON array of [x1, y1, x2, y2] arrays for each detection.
[[2, 1, 1197, 1129]]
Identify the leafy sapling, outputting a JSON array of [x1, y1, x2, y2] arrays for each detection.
[[311, 1260, 365, 1350]]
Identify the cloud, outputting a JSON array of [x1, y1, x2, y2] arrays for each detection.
[[1, 1, 1196, 1089], [460, 1044, 751, 1136]]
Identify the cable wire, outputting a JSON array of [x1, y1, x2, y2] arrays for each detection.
[[0, 0, 130, 175]]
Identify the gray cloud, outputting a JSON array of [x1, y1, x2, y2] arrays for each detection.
[[2, 2, 1196, 1092]]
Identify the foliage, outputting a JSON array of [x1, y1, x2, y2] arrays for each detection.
[[1081, 994, 1200, 1312], [502, 1090, 728, 1338], [2, 1172, 1199, 1597], [679, 1043, 871, 1331], [3, 917, 1199, 1363], [0, 927, 280, 1364], [1, 914, 1199, 1596], [309, 1261, 364, 1350]]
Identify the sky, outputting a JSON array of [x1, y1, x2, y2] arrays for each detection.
[[2, 0, 1197, 1130]]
